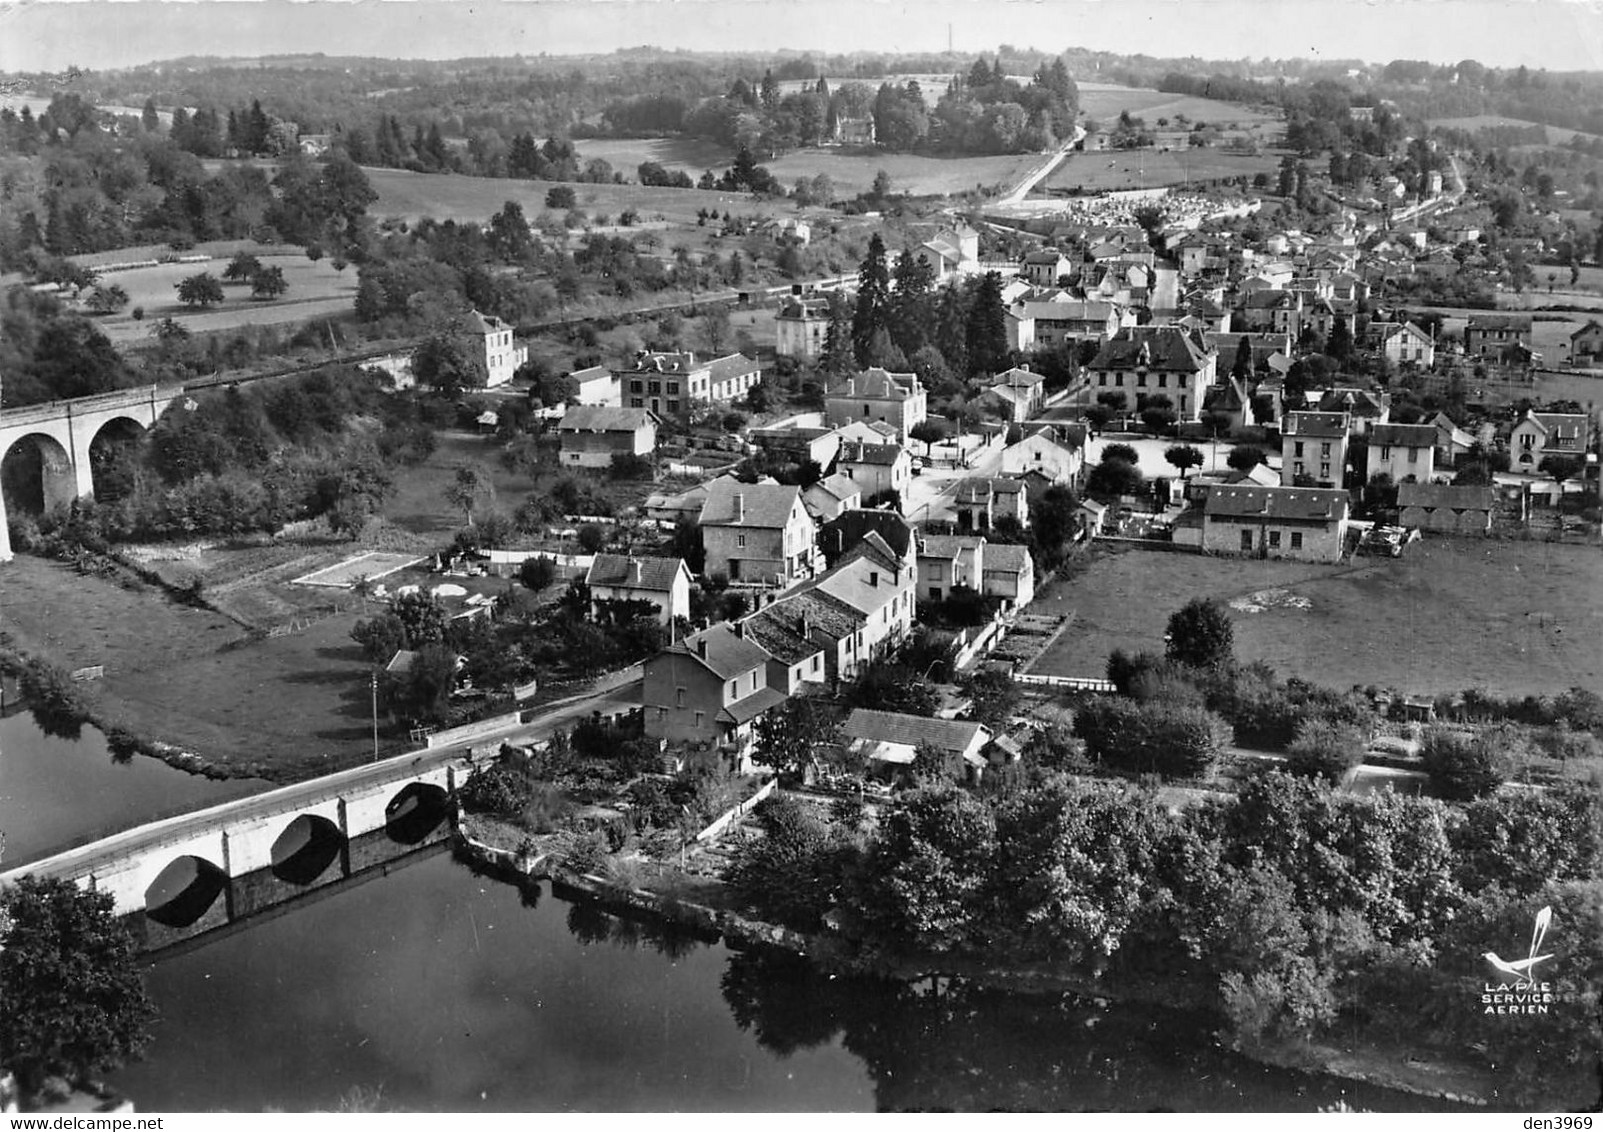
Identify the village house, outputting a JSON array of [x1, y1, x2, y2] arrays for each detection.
[[567, 364, 620, 407], [1000, 424, 1084, 486], [1201, 376, 1252, 433], [1464, 314, 1533, 357], [1197, 484, 1351, 562], [1397, 482, 1496, 535], [1429, 411, 1477, 469], [824, 367, 928, 440], [797, 532, 916, 667], [464, 310, 527, 388], [642, 623, 784, 765], [1281, 411, 1351, 488], [1083, 325, 1218, 423], [982, 541, 1035, 609], [584, 554, 692, 625], [764, 588, 867, 684], [556, 406, 658, 469], [749, 425, 841, 471], [615, 350, 762, 414], [915, 533, 984, 604], [1021, 249, 1074, 288], [818, 508, 915, 569], [801, 473, 862, 522], [698, 479, 818, 587], [954, 477, 1029, 533], [1315, 388, 1390, 434], [1570, 320, 1603, 362], [836, 439, 912, 503], [1005, 295, 1123, 354], [842, 709, 993, 785], [1368, 320, 1436, 369], [985, 366, 1048, 422], [913, 224, 980, 282], [1367, 422, 1438, 484], [1508, 409, 1592, 473], [774, 296, 832, 359], [737, 602, 828, 695], [1201, 331, 1293, 379]]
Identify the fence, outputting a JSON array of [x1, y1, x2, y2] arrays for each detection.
[[265, 597, 369, 638], [694, 777, 777, 843], [1013, 673, 1116, 693]]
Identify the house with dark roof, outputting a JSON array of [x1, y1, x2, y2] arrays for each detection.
[[1367, 321, 1435, 368], [1202, 375, 1252, 432], [1368, 422, 1438, 484], [1316, 388, 1390, 434], [982, 541, 1035, 609], [584, 554, 692, 624], [1202, 331, 1293, 379], [842, 708, 993, 785], [837, 439, 912, 501], [698, 479, 818, 587], [1021, 249, 1074, 288], [985, 366, 1048, 422], [775, 296, 832, 359], [818, 508, 915, 568], [954, 477, 1029, 533], [556, 406, 659, 469], [749, 425, 841, 470], [642, 623, 784, 764], [796, 532, 915, 669], [763, 588, 866, 684], [1083, 326, 1217, 423], [1198, 485, 1350, 561], [1280, 411, 1351, 488], [915, 533, 984, 604], [1005, 294, 1124, 353], [1465, 314, 1532, 357], [1398, 482, 1496, 534], [1428, 411, 1477, 469], [825, 368, 928, 440], [1570, 319, 1603, 362], [737, 601, 828, 695], [802, 472, 862, 522], [462, 309, 527, 388], [1509, 409, 1591, 473], [614, 350, 762, 415]]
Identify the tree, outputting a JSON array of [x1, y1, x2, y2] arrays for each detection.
[[908, 419, 948, 458], [1232, 335, 1254, 379], [84, 283, 129, 315], [413, 331, 486, 394], [1085, 457, 1143, 498], [519, 555, 558, 591], [1166, 597, 1234, 672], [175, 272, 224, 307], [1541, 454, 1584, 482], [1101, 442, 1139, 464], [1164, 444, 1205, 478], [0, 877, 156, 1096], [250, 265, 288, 299], [222, 251, 263, 282], [545, 185, 577, 209], [964, 272, 1009, 377], [1285, 719, 1368, 782], [445, 462, 497, 527], [1227, 445, 1268, 472], [753, 697, 843, 780], [850, 234, 892, 367], [1420, 727, 1506, 801]]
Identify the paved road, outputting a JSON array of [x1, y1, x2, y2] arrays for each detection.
[[997, 127, 1088, 206]]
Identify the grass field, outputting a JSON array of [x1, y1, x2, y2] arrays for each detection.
[[1037, 146, 1279, 194], [1428, 115, 1602, 146], [1076, 82, 1281, 128], [90, 255, 358, 344], [1031, 539, 1603, 699]]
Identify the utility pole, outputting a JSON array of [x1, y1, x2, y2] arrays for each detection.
[[371, 671, 380, 762]]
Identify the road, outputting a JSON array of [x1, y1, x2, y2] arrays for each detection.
[[902, 433, 1007, 526], [996, 126, 1088, 206]]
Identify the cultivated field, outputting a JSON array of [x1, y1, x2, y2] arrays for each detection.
[[1031, 539, 1603, 699], [1428, 115, 1602, 146], [1037, 147, 1279, 195]]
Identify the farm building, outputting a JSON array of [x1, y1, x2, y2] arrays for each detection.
[[556, 406, 659, 468], [1397, 483, 1496, 535], [1198, 484, 1351, 562]]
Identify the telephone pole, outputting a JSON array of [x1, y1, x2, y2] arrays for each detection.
[[371, 671, 380, 761]]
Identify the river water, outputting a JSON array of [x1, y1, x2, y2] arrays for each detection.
[[3, 710, 1465, 1112]]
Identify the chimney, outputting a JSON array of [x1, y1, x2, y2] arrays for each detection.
[[631, 559, 642, 584], [734, 492, 745, 522], [696, 636, 708, 660], [734, 620, 746, 639], [801, 611, 811, 640], [847, 376, 856, 396]]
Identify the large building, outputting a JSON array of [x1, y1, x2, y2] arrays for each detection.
[[775, 296, 832, 359], [1281, 411, 1350, 488], [642, 624, 784, 760], [1198, 485, 1351, 562], [614, 351, 763, 414], [1082, 326, 1217, 423], [697, 479, 818, 587], [824, 368, 928, 440], [464, 310, 527, 388]]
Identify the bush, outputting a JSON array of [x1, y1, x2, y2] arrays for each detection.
[[1074, 696, 1233, 779], [1420, 727, 1506, 800], [575, 523, 606, 554], [518, 555, 558, 591], [1285, 719, 1368, 782]]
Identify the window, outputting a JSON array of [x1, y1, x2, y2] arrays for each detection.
[[630, 380, 644, 393], [811, 655, 820, 672], [736, 533, 746, 549], [728, 680, 737, 697], [1240, 529, 1253, 551], [1157, 373, 1168, 388], [694, 711, 704, 727], [1137, 373, 1147, 387], [1320, 462, 1331, 478], [1290, 532, 1304, 550], [668, 382, 680, 394], [630, 397, 644, 408], [1294, 461, 1304, 475], [863, 404, 870, 416], [1294, 441, 1304, 457], [675, 687, 686, 707], [669, 400, 681, 413], [1320, 443, 1331, 457], [1099, 373, 1108, 386], [1407, 447, 1418, 464], [1381, 446, 1392, 461], [1268, 530, 1282, 548]]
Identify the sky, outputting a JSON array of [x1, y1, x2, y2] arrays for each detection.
[[1, 0, 1602, 75]]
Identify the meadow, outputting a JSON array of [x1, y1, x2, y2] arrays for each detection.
[[1037, 146, 1279, 194], [1030, 539, 1603, 700], [1075, 81, 1281, 128], [1428, 115, 1602, 146]]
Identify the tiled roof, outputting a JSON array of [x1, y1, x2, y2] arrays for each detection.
[[917, 533, 983, 560], [585, 554, 687, 592], [1088, 326, 1213, 374], [992, 367, 1045, 390], [1467, 314, 1533, 331], [1282, 411, 1350, 439], [839, 440, 906, 467], [1528, 412, 1589, 440], [836, 367, 921, 401], [809, 552, 907, 616], [807, 472, 860, 503], [771, 588, 863, 639], [842, 708, 988, 755], [667, 623, 771, 680], [557, 406, 656, 432], [1317, 389, 1388, 417], [706, 353, 760, 381], [955, 477, 1025, 505], [1397, 483, 1495, 510], [777, 296, 832, 319], [740, 606, 825, 665], [819, 509, 914, 563], [1202, 485, 1350, 522], [718, 685, 788, 726], [568, 364, 613, 382], [983, 542, 1032, 574], [698, 480, 802, 529], [1369, 423, 1436, 447]]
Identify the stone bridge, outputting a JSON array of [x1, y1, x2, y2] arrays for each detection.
[[0, 383, 190, 562], [0, 745, 475, 951]]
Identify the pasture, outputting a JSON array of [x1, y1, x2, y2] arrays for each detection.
[[1428, 115, 1602, 146], [1076, 81, 1281, 129], [1037, 147, 1279, 194], [579, 136, 1041, 198], [1030, 539, 1603, 699]]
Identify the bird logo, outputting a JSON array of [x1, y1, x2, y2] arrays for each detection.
[[1484, 905, 1554, 984]]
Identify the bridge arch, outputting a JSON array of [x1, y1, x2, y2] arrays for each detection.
[[87, 415, 148, 502], [145, 854, 228, 927], [384, 781, 451, 845], [270, 814, 346, 885], [1, 431, 76, 515]]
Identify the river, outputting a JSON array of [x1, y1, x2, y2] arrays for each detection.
[[3, 709, 1464, 1112]]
